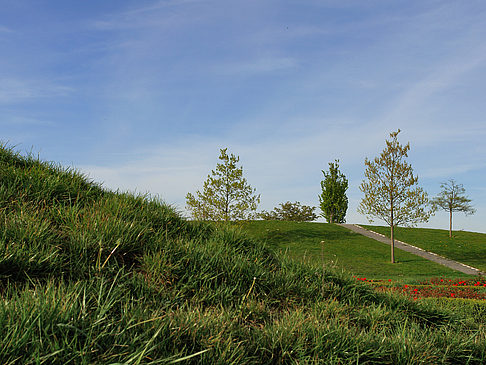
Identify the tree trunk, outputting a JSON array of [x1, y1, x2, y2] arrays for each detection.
[[449, 208, 453, 238], [390, 201, 395, 263]]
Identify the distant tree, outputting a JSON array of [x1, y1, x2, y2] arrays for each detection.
[[358, 130, 434, 263], [432, 179, 475, 237], [186, 148, 260, 221], [258, 210, 279, 221], [319, 160, 348, 223], [259, 201, 317, 221]]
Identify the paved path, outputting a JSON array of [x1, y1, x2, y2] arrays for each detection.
[[338, 224, 485, 276]]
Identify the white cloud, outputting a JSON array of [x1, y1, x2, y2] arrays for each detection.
[[421, 163, 486, 180], [0, 25, 12, 33], [0, 78, 73, 104], [78, 138, 222, 205], [214, 57, 297, 75], [381, 49, 486, 125], [0, 116, 55, 127], [90, 0, 211, 31], [76, 120, 390, 220]]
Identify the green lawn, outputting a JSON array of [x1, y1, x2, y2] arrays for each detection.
[[362, 225, 486, 272], [240, 221, 475, 281]]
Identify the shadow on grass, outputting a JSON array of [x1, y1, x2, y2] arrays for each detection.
[[394, 258, 424, 263]]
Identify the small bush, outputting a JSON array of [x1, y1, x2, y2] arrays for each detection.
[[259, 201, 317, 221]]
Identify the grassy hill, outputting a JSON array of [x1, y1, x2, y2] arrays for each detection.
[[1, 144, 486, 363], [240, 220, 475, 281], [362, 225, 486, 272]]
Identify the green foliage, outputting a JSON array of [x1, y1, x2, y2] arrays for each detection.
[[186, 148, 260, 221], [2, 143, 486, 363], [259, 201, 317, 221], [319, 160, 348, 223], [432, 179, 476, 237], [358, 130, 434, 263]]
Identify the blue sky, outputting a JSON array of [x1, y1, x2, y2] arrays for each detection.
[[2, 0, 486, 232]]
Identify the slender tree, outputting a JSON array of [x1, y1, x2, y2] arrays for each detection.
[[432, 179, 475, 237], [358, 130, 434, 263], [319, 160, 348, 223], [186, 148, 260, 221]]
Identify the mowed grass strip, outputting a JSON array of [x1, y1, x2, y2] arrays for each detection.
[[362, 225, 486, 272], [240, 221, 474, 281]]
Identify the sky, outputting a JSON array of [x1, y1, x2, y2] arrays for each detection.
[[2, 0, 486, 232]]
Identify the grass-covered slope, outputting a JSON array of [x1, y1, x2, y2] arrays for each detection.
[[363, 225, 486, 272], [241, 221, 473, 281], [1, 144, 485, 364]]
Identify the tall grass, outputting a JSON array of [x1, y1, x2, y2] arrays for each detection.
[[1, 143, 485, 363]]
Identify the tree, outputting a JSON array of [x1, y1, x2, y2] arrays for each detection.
[[358, 130, 433, 263], [319, 160, 348, 223], [186, 148, 260, 221], [432, 179, 475, 237], [259, 201, 317, 221]]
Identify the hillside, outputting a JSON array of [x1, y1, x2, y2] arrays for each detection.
[[240, 220, 475, 281], [1, 144, 486, 364]]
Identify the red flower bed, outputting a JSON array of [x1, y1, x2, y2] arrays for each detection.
[[355, 277, 486, 300]]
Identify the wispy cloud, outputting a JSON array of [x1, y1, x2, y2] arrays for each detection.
[[421, 162, 486, 180], [371, 2, 486, 131], [90, 0, 208, 31], [77, 119, 386, 216], [2, 1, 486, 232], [78, 140, 220, 207], [0, 25, 12, 33], [0, 78, 73, 104], [382, 49, 486, 125], [0, 116, 55, 127], [214, 57, 297, 75]]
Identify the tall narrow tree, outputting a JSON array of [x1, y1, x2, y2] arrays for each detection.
[[319, 160, 348, 223], [432, 179, 475, 237], [358, 130, 434, 263], [186, 148, 260, 221]]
